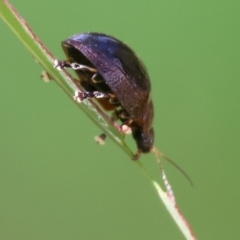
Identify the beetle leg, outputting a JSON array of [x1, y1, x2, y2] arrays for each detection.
[[120, 118, 133, 134], [118, 111, 130, 120], [114, 109, 132, 134], [73, 90, 111, 103], [54, 60, 71, 70], [132, 150, 142, 160], [54, 60, 97, 72], [91, 73, 103, 83], [121, 124, 132, 134], [70, 62, 97, 72], [108, 97, 119, 105]]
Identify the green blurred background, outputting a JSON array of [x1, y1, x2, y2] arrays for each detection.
[[0, 1, 239, 239]]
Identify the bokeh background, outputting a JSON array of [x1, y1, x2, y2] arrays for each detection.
[[0, 1, 239, 239]]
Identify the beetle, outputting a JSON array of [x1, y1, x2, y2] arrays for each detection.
[[54, 32, 193, 189], [54, 32, 154, 160]]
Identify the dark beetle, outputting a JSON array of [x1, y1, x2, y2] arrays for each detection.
[[54, 32, 193, 186], [55, 32, 154, 159]]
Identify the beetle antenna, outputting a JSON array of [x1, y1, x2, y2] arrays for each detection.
[[152, 147, 176, 204], [152, 147, 193, 187]]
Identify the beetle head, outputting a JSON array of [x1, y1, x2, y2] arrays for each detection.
[[132, 127, 154, 153]]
